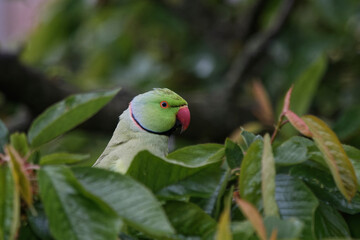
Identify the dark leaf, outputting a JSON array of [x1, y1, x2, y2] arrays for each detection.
[[275, 174, 318, 240], [73, 167, 175, 238], [290, 165, 360, 214], [314, 202, 351, 239], [225, 138, 243, 169], [163, 201, 217, 239], [38, 165, 121, 240]]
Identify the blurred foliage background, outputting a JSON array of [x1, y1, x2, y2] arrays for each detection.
[[1, 0, 360, 163]]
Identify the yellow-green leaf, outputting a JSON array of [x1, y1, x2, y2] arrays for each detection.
[[0, 165, 20, 240], [5, 146, 32, 207], [302, 115, 357, 201], [261, 134, 279, 217], [215, 194, 232, 240]]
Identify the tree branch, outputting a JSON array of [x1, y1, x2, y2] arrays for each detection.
[[0, 53, 253, 142], [224, 0, 295, 102]]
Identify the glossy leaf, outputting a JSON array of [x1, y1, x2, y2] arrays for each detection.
[[192, 168, 230, 218], [0, 120, 8, 153], [127, 150, 223, 197], [264, 216, 303, 240], [274, 136, 309, 166], [27, 202, 53, 240], [343, 144, 360, 191], [157, 164, 225, 199], [40, 152, 90, 165], [167, 143, 224, 167], [275, 174, 318, 240], [10, 133, 29, 157], [290, 165, 360, 214], [302, 115, 358, 200], [0, 165, 20, 240], [234, 196, 267, 240], [73, 167, 175, 238], [28, 89, 120, 148], [240, 129, 262, 150], [164, 201, 217, 238], [5, 146, 32, 207], [38, 165, 121, 240], [231, 221, 254, 240], [314, 202, 351, 239], [261, 134, 279, 217], [291, 55, 326, 116], [225, 138, 243, 169], [239, 140, 263, 208]]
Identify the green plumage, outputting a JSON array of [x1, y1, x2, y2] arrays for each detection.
[[93, 88, 189, 173]]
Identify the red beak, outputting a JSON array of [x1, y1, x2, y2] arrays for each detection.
[[176, 106, 190, 133]]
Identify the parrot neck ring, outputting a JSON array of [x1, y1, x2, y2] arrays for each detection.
[[129, 102, 179, 136]]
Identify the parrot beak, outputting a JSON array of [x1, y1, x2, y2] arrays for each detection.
[[176, 105, 190, 133]]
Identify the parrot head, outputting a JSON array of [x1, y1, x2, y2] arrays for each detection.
[[129, 88, 190, 135]]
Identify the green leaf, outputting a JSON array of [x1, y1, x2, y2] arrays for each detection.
[[10, 133, 29, 157], [27, 202, 53, 240], [163, 201, 217, 238], [225, 138, 243, 169], [264, 216, 303, 240], [291, 55, 327, 116], [261, 134, 279, 217], [240, 129, 262, 150], [6, 146, 32, 207], [215, 192, 232, 240], [72, 167, 175, 238], [231, 221, 254, 240], [156, 164, 226, 199], [0, 120, 8, 153], [28, 89, 120, 148], [127, 150, 223, 198], [40, 152, 90, 165], [302, 115, 358, 201], [274, 136, 309, 166], [191, 168, 230, 218], [167, 143, 224, 167], [333, 105, 360, 140], [239, 140, 263, 209], [275, 174, 318, 240], [343, 144, 360, 191], [314, 202, 351, 239], [0, 165, 20, 240], [290, 165, 360, 214], [38, 165, 121, 240]]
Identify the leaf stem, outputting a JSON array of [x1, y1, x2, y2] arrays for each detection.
[[271, 113, 286, 143]]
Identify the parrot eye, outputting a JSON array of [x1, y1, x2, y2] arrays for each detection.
[[160, 101, 169, 109]]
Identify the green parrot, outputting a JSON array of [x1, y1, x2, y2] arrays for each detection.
[[93, 88, 190, 173]]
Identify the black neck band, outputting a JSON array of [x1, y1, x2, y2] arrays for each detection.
[[130, 106, 179, 136]]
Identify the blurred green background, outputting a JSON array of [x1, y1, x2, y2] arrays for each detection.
[[1, 0, 360, 164]]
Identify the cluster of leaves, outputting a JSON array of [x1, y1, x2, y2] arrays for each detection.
[[1, 87, 360, 240]]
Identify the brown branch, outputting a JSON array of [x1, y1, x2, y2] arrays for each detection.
[[224, 0, 295, 102]]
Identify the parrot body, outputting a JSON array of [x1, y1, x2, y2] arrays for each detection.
[[93, 88, 190, 173]]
